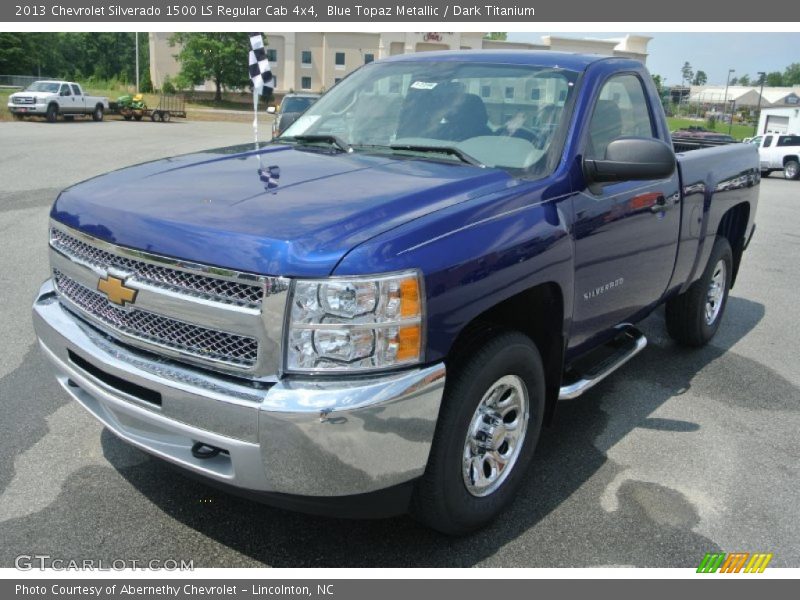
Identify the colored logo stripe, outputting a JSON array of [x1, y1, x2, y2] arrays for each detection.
[[697, 553, 726, 573], [697, 552, 773, 573], [744, 553, 773, 573]]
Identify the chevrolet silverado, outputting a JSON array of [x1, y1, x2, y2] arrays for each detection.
[[33, 51, 759, 534]]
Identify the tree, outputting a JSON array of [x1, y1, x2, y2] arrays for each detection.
[[766, 71, 784, 87], [483, 32, 508, 41], [729, 77, 738, 86], [651, 73, 664, 93], [169, 32, 251, 101], [681, 61, 694, 86], [693, 70, 707, 86], [783, 63, 800, 86], [738, 74, 750, 86]]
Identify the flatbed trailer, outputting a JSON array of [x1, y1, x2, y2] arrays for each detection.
[[110, 93, 186, 122]]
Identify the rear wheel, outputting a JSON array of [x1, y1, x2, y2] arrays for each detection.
[[666, 236, 733, 347], [411, 330, 545, 535], [783, 160, 799, 180], [134, 114, 143, 121], [46, 103, 58, 123], [162, 111, 171, 122], [123, 114, 133, 121], [92, 105, 104, 122]]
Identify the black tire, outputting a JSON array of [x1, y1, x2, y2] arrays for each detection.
[[783, 160, 799, 180], [150, 112, 158, 122], [411, 330, 545, 535], [92, 105, 104, 122], [666, 236, 733, 347], [162, 111, 171, 122], [134, 114, 143, 121], [46, 103, 58, 123], [123, 114, 133, 121]]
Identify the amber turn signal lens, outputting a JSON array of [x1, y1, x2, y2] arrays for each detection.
[[399, 278, 421, 318], [395, 325, 421, 361]]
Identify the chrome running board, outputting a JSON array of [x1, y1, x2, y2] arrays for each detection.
[[558, 325, 647, 400]]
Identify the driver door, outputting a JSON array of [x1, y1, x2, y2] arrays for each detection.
[[570, 73, 681, 349]]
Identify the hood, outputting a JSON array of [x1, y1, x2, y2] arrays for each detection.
[[52, 144, 514, 276], [11, 91, 54, 100]]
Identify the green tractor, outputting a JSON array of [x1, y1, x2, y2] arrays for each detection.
[[117, 93, 147, 121]]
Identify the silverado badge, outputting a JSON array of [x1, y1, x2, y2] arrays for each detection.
[[97, 274, 137, 307]]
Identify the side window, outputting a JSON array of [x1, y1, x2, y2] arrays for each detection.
[[71, 84, 81, 96], [764, 136, 773, 147], [586, 74, 654, 160], [778, 135, 800, 147], [60, 84, 71, 96]]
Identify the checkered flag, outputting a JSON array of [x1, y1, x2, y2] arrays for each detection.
[[248, 32, 274, 96], [259, 165, 280, 190]]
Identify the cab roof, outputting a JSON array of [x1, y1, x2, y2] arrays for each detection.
[[380, 50, 625, 71]]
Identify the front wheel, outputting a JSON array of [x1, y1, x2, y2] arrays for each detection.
[[92, 105, 104, 122], [46, 104, 58, 123], [411, 330, 545, 535], [784, 160, 799, 180], [666, 236, 733, 347]]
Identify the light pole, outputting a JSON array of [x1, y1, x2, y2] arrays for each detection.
[[754, 71, 766, 136], [135, 32, 140, 94], [722, 68, 734, 132]]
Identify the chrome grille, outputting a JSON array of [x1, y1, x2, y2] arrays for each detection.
[[13, 96, 35, 105], [53, 269, 259, 368], [50, 228, 265, 308]]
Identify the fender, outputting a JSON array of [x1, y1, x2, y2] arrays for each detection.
[[334, 175, 576, 365]]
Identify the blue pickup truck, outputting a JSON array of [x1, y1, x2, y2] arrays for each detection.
[[33, 51, 758, 534]]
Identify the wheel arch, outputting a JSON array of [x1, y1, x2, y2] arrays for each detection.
[[716, 202, 750, 288], [782, 154, 799, 166], [445, 281, 565, 424]]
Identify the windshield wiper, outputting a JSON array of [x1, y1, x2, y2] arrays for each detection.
[[291, 135, 352, 153], [388, 144, 485, 167]]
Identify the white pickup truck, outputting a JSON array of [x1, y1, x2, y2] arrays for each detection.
[[754, 133, 800, 179], [7, 80, 109, 123]]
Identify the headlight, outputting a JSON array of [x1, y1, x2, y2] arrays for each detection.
[[286, 270, 424, 373]]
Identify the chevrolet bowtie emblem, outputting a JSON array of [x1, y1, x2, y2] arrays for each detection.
[[97, 275, 137, 306]]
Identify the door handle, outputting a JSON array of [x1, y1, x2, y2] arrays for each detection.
[[650, 193, 677, 213]]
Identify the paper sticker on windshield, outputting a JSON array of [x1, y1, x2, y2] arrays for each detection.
[[410, 81, 438, 90], [290, 114, 319, 132]]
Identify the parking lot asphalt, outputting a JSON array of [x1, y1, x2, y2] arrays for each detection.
[[0, 119, 798, 568]]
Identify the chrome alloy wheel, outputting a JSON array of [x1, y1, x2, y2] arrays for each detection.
[[462, 374, 530, 497], [705, 259, 727, 325]]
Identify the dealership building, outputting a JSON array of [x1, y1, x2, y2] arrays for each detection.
[[148, 32, 651, 94]]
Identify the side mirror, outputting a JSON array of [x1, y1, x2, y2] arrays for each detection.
[[583, 137, 675, 186], [266, 106, 276, 114]]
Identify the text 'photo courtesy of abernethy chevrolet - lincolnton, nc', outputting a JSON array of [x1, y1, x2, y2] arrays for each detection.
[[33, 49, 758, 535]]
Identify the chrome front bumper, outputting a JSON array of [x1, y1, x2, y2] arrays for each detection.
[[33, 280, 445, 498]]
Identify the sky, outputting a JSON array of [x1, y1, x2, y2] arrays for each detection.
[[508, 32, 800, 86]]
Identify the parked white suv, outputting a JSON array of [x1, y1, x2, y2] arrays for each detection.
[[757, 133, 800, 179], [7, 80, 109, 123]]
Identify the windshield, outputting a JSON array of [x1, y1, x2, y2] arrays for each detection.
[[281, 60, 579, 174], [281, 96, 317, 114], [25, 82, 61, 93]]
